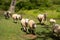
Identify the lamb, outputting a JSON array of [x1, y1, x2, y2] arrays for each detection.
[[37, 13, 47, 24], [4, 11, 11, 19], [49, 19, 56, 25], [20, 18, 29, 32], [28, 20, 36, 35], [12, 14, 22, 23]]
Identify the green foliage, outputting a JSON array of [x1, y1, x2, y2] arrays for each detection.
[[53, 0, 60, 5], [0, 0, 11, 10], [0, 0, 60, 11], [16, 0, 53, 11]]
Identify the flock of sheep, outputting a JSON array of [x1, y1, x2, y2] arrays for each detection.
[[4, 11, 60, 37]]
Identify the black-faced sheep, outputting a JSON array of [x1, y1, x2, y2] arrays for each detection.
[[28, 20, 36, 35], [37, 14, 47, 25]]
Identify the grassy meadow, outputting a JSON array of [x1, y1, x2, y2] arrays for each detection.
[[0, 9, 60, 40]]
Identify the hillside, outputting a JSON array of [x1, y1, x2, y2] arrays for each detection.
[[0, 10, 60, 40]]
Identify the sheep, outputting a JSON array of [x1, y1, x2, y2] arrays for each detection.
[[28, 20, 36, 35], [52, 24, 60, 37], [7, 11, 11, 14], [37, 14, 47, 24], [16, 14, 22, 20], [12, 14, 22, 23], [20, 18, 29, 32], [4, 11, 11, 19], [8, 11, 12, 16], [12, 14, 18, 23], [49, 19, 56, 25]]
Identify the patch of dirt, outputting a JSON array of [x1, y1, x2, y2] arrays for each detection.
[[22, 34, 37, 39]]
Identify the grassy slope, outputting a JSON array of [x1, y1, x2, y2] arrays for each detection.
[[0, 10, 60, 40]]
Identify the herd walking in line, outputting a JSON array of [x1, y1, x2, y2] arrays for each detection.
[[4, 11, 60, 37]]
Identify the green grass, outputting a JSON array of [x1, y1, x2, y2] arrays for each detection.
[[0, 10, 60, 40], [0, 18, 26, 40]]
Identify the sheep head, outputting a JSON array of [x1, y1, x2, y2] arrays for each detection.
[[25, 19, 29, 23]]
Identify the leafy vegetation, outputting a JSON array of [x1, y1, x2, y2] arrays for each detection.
[[0, 0, 60, 11]]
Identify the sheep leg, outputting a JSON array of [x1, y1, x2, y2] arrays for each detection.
[[21, 23, 27, 32], [23, 27, 28, 34], [37, 18, 42, 23], [28, 27, 32, 34], [41, 19, 45, 25], [29, 28, 35, 35], [21, 23, 24, 31], [5, 15, 7, 19], [7, 13, 10, 19], [13, 17, 18, 23], [31, 29, 35, 35], [24, 27, 28, 34], [13, 18, 17, 23], [5, 15, 9, 19], [28, 28, 31, 33], [7, 14, 10, 18]]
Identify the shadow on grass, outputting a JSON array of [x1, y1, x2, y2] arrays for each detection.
[[41, 25, 52, 30], [36, 31, 60, 40], [36, 23, 45, 25], [36, 23, 60, 40], [36, 23, 40, 25]]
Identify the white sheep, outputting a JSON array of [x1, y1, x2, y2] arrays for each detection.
[[28, 20, 36, 34], [52, 24, 60, 37], [16, 14, 22, 20], [49, 19, 56, 24], [12, 14, 22, 23], [7, 11, 11, 14], [20, 18, 29, 32], [37, 14, 47, 24], [4, 11, 11, 19]]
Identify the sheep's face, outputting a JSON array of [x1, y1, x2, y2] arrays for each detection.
[[19, 15, 22, 20], [25, 19, 29, 23]]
